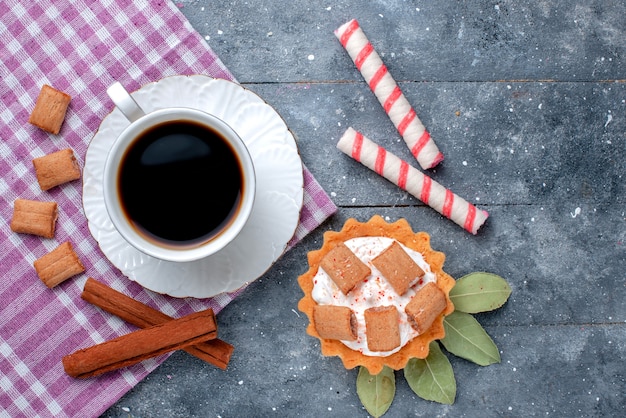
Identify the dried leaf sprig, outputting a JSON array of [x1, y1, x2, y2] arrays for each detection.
[[356, 272, 511, 416]]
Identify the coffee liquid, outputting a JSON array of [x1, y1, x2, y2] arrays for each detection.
[[118, 120, 243, 249]]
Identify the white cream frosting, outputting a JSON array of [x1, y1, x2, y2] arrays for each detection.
[[311, 237, 436, 357]]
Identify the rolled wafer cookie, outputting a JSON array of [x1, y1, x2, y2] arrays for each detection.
[[335, 19, 443, 170], [337, 127, 488, 234]]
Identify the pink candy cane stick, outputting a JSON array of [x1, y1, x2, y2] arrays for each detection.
[[337, 127, 488, 234], [335, 19, 444, 170]]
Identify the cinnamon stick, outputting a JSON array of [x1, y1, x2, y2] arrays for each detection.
[[81, 278, 234, 370], [63, 308, 217, 378]]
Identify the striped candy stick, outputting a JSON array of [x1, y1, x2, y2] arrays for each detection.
[[335, 19, 444, 170], [337, 127, 488, 234]]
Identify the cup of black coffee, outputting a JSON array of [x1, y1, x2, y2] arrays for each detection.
[[103, 82, 256, 262]]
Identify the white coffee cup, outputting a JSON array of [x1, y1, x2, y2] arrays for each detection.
[[104, 82, 256, 262]]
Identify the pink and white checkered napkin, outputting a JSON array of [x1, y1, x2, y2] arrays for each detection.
[[0, 1, 337, 417]]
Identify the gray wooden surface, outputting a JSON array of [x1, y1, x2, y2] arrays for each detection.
[[104, 1, 625, 416]]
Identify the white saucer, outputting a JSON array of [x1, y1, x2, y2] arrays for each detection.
[[83, 75, 304, 298]]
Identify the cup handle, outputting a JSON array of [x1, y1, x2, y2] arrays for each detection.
[[106, 82, 146, 123]]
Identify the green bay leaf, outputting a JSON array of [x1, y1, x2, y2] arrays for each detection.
[[404, 342, 456, 404], [441, 311, 501, 366], [356, 366, 395, 417], [450, 272, 511, 313]]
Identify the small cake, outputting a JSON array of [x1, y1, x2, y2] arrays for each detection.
[[297, 215, 455, 374]]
